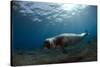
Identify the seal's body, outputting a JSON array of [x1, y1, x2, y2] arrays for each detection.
[[44, 33, 88, 50]]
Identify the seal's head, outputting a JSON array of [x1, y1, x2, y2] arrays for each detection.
[[44, 40, 51, 49]]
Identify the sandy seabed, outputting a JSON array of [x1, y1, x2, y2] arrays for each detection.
[[11, 38, 97, 66]]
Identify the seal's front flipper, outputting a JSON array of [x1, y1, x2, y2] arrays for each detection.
[[61, 47, 67, 53]]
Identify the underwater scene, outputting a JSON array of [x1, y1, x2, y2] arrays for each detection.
[[11, 1, 97, 66]]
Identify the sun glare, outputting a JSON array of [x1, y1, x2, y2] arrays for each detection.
[[60, 4, 88, 17], [61, 4, 87, 12], [61, 4, 76, 11]]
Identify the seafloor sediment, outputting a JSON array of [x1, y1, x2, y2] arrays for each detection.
[[11, 38, 97, 66]]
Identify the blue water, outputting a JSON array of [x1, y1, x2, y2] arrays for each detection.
[[12, 2, 97, 49]]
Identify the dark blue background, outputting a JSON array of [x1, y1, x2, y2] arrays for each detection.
[[12, 4, 97, 49]]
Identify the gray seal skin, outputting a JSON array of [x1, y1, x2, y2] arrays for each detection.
[[44, 33, 88, 53]]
